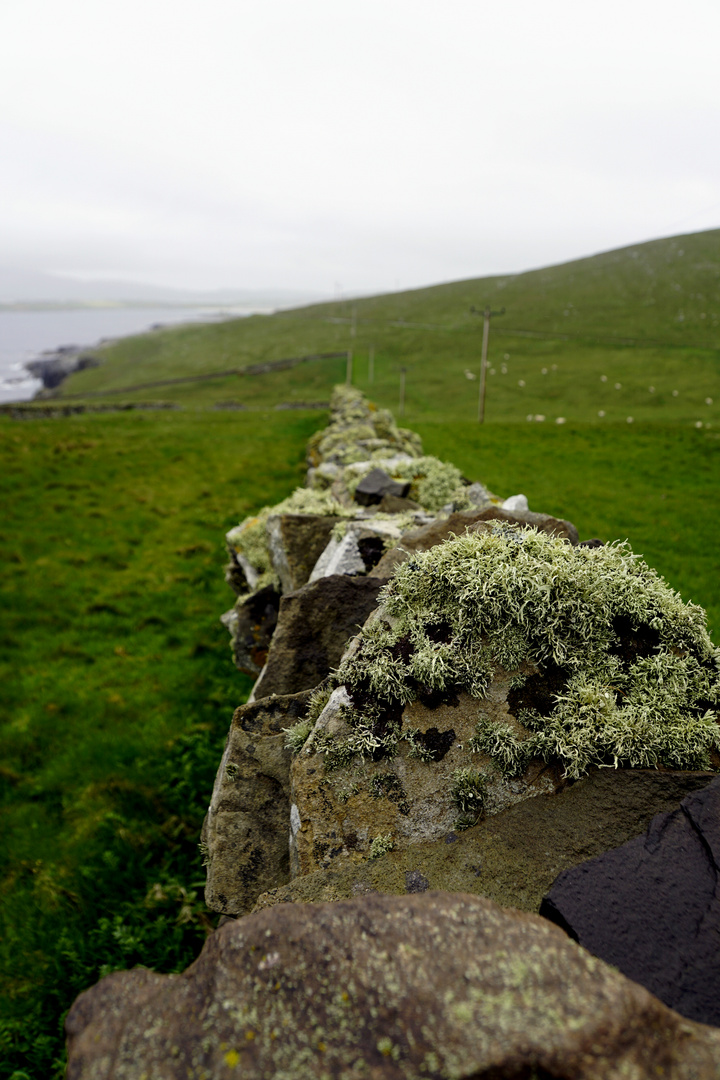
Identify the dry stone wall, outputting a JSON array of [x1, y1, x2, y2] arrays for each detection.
[[66, 383, 720, 1077], [207, 388, 719, 920]]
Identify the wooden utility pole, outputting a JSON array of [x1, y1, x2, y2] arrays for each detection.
[[399, 366, 407, 417], [368, 345, 375, 383], [470, 305, 505, 423], [346, 349, 353, 385]]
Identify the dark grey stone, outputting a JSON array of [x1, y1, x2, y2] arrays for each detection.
[[540, 776, 720, 1027], [252, 574, 389, 699], [354, 468, 410, 506]]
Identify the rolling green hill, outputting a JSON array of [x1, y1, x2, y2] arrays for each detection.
[[54, 229, 720, 427]]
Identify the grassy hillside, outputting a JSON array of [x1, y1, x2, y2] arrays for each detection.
[[54, 229, 720, 427]]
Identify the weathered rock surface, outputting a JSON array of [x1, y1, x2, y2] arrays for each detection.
[[65, 891, 720, 1080], [540, 775, 720, 1028], [202, 689, 314, 915], [309, 517, 409, 582], [260, 767, 715, 914], [251, 574, 389, 700], [290, 666, 569, 877], [266, 513, 340, 593], [220, 584, 281, 676]]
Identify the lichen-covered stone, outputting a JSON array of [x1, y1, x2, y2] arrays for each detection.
[[284, 526, 719, 875], [333, 528, 720, 784], [257, 767, 715, 914], [306, 384, 423, 471], [65, 891, 720, 1080], [202, 689, 314, 915], [290, 670, 565, 876]]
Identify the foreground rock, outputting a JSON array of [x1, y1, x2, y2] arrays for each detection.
[[65, 891, 720, 1080], [541, 775, 720, 1028], [251, 574, 390, 700], [258, 767, 714, 914]]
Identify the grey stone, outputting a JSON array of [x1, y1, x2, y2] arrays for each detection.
[[266, 513, 340, 592], [308, 531, 366, 580], [541, 776, 720, 1027], [250, 574, 389, 700], [66, 892, 720, 1080], [353, 467, 410, 506]]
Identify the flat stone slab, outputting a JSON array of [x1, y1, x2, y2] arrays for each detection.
[[540, 775, 720, 1027], [65, 892, 720, 1080]]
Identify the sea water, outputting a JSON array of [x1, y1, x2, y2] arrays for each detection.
[[0, 306, 257, 404]]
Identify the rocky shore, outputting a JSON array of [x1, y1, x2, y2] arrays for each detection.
[[25, 344, 102, 392]]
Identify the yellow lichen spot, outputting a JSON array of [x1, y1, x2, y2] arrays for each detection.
[[377, 1036, 393, 1057], [317, 1041, 327, 1052], [245, 1030, 256, 1041], [224, 1049, 240, 1067], [341, 991, 350, 1002]]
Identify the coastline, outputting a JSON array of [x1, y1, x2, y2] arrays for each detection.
[[0, 304, 261, 404]]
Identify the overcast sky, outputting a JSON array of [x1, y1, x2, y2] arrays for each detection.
[[1, 0, 719, 295]]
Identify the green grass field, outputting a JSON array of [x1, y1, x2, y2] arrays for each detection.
[[2, 229, 720, 1078]]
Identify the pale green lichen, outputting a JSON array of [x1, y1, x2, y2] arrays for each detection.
[[328, 528, 720, 779], [369, 833, 395, 859], [450, 767, 488, 829], [314, 725, 397, 771], [403, 727, 438, 763], [283, 719, 315, 754], [470, 718, 533, 776]]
